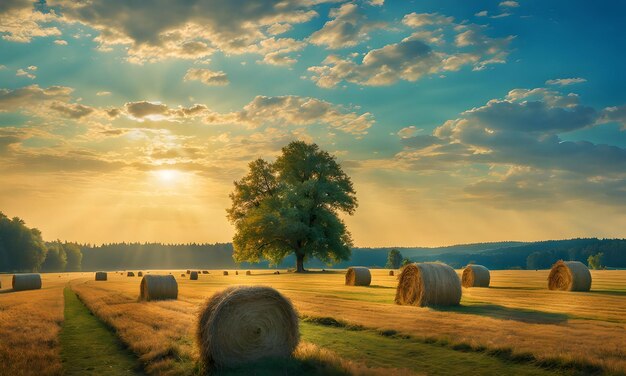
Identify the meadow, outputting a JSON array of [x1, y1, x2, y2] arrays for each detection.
[[0, 269, 625, 375]]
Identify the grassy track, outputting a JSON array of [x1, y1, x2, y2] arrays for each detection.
[[300, 322, 569, 376], [61, 287, 143, 375]]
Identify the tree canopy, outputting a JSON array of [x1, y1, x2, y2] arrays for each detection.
[[385, 249, 403, 269], [41, 242, 67, 272], [227, 141, 358, 272], [0, 212, 47, 272]]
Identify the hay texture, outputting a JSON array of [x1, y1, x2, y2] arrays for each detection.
[[127, 272, 135, 277], [95, 272, 108, 281], [389, 270, 394, 276], [345, 267, 371, 286], [223, 271, 229, 276], [197, 286, 299, 368], [395, 263, 461, 307], [12, 274, 42, 291], [190, 271, 199, 280], [140, 275, 178, 301], [548, 260, 592, 292], [461, 265, 490, 288]]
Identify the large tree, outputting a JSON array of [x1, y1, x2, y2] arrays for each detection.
[[227, 141, 358, 272], [0, 212, 47, 272]]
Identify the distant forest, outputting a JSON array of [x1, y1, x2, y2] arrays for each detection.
[[77, 238, 626, 271], [2, 208, 624, 272]]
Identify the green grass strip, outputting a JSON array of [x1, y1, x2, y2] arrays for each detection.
[[61, 287, 143, 375], [300, 322, 570, 376]]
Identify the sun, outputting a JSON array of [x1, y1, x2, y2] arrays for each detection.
[[153, 169, 179, 183]]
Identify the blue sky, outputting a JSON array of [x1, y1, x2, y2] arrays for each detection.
[[0, 0, 625, 246]]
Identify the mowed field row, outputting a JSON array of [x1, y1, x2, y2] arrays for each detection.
[[1, 270, 625, 375]]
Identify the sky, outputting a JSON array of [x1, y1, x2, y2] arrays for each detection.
[[0, 0, 625, 247]]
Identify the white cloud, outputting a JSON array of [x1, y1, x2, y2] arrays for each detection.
[[183, 68, 229, 86], [308, 18, 513, 87], [387, 86, 626, 206], [599, 105, 626, 130], [54, 39, 68, 45], [205, 95, 375, 135], [16, 68, 36, 79], [267, 23, 292, 35], [42, 0, 324, 64], [0, 0, 61, 42], [545, 77, 587, 86], [499, 1, 519, 7], [397, 125, 419, 138], [96, 91, 111, 96], [309, 3, 385, 49], [475, 11, 488, 17], [402, 12, 453, 28]]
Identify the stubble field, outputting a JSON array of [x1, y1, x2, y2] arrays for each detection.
[[0, 269, 624, 375]]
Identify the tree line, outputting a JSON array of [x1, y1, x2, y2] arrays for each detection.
[[0, 212, 82, 272]]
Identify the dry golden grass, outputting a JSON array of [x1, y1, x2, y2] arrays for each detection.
[[65, 269, 626, 374], [0, 273, 72, 376]]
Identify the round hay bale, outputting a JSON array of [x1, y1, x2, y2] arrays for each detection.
[[345, 267, 371, 286], [12, 274, 42, 291], [140, 275, 178, 301], [95, 272, 108, 281], [138, 271, 143, 277], [186, 270, 191, 274], [548, 260, 591, 291], [202, 271, 209, 274], [389, 270, 394, 276], [235, 271, 239, 275], [273, 271, 280, 275], [246, 270, 251, 275], [461, 264, 490, 288], [197, 286, 299, 368], [395, 263, 461, 307], [223, 271, 229, 276], [127, 271, 135, 277], [190, 271, 199, 280], [180, 273, 186, 277]]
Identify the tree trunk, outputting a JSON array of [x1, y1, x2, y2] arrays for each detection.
[[295, 253, 306, 273]]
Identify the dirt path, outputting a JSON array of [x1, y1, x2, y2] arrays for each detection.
[[60, 287, 143, 375]]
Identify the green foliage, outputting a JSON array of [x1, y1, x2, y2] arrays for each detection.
[[0, 212, 47, 272], [227, 141, 357, 272], [41, 241, 67, 272], [587, 252, 604, 270], [401, 258, 411, 267], [63, 242, 83, 271], [526, 251, 553, 270], [385, 249, 403, 269]]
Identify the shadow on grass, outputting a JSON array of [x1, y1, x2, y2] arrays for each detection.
[[367, 285, 394, 289], [432, 304, 569, 324], [588, 289, 626, 296], [211, 356, 350, 376], [487, 286, 543, 291]]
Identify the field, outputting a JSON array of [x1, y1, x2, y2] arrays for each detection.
[[0, 269, 625, 375]]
